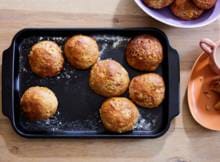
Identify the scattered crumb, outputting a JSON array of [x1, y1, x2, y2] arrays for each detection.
[[203, 91, 209, 95], [199, 77, 203, 82], [203, 91, 212, 99], [205, 105, 211, 111], [39, 36, 44, 41], [99, 43, 108, 54], [210, 79, 220, 93], [206, 94, 212, 99], [214, 102, 220, 111]]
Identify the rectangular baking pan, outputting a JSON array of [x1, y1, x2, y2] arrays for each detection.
[[2, 28, 179, 138]]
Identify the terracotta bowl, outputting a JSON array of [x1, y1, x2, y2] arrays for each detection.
[[188, 53, 220, 130]]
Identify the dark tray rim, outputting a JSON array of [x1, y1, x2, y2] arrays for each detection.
[[2, 27, 180, 138]]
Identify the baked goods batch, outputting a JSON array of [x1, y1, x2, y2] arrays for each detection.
[[143, 0, 217, 20], [20, 34, 166, 133]]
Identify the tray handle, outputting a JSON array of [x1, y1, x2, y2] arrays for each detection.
[[2, 47, 13, 120], [168, 47, 180, 121]]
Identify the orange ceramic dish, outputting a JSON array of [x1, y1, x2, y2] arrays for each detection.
[[188, 53, 220, 130]]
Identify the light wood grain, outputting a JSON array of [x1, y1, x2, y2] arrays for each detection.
[[1, 0, 220, 162]]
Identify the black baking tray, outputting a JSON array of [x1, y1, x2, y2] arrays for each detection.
[[2, 28, 179, 138]]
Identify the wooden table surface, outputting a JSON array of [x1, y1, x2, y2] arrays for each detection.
[[1, 0, 220, 162]]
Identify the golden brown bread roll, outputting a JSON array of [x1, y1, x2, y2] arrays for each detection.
[[125, 35, 163, 71], [28, 41, 64, 77], [100, 97, 139, 133], [129, 73, 165, 108], [64, 35, 100, 69], [89, 59, 130, 97], [20, 86, 58, 121]]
